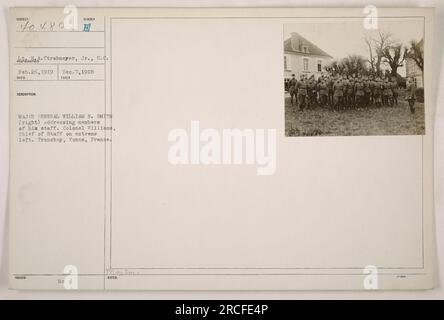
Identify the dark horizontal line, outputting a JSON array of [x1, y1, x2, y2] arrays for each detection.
[[14, 47, 105, 49], [14, 274, 103, 276], [15, 63, 105, 66], [16, 30, 104, 33], [15, 79, 104, 82]]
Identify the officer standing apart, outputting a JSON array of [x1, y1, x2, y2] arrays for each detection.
[[289, 74, 298, 106], [296, 74, 308, 111]]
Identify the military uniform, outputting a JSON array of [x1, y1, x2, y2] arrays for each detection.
[[346, 78, 355, 109], [296, 77, 308, 110], [369, 79, 375, 106], [406, 78, 417, 113], [318, 81, 328, 107], [354, 80, 365, 108], [373, 79, 383, 107], [383, 81, 393, 106], [391, 80, 399, 106], [289, 77, 298, 106], [406, 79, 416, 100], [327, 77, 334, 107], [307, 77, 317, 108], [363, 79, 371, 108], [333, 78, 344, 110]]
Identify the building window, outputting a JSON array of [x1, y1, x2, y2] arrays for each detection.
[[303, 45, 308, 53], [303, 58, 309, 71], [284, 55, 289, 70], [317, 60, 322, 72]]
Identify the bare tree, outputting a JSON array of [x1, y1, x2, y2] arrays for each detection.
[[373, 31, 393, 74], [364, 35, 376, 73], [406, 40, 424, 71], [381, 43, 406, 76]]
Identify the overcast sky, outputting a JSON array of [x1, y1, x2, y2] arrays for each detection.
[[284, 18, 424, 76]]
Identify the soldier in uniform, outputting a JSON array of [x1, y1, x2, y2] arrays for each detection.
[[342, 75, 349, 109], [381, 78, 386, 106], [383, 78, 393, 107], [373, 77, 382, 107], [318, 79, 329, 107], [352, 74, 359, 108], [327, 74, 334, 108], [332, 74, 344, 111], [296, 74, 308, 111], [354, 76, 365, 109], [306, 75, 317, 109], [406, 76, 417, 113], [363, 76, 372, 109], [317, 75, 324, 105], [288, 74, 298, 107], [346, 75, 355, 109], [391, 78, 399, 106], [369, 75, 375, 107], [406, 77, 417, 100]]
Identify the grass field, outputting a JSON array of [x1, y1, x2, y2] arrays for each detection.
[[285, 92, 425, 137]]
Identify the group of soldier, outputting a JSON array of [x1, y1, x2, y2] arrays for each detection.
[[286, 73, 415, 111]]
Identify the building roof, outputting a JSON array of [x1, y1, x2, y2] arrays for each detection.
[[284, 32, 333, 58]]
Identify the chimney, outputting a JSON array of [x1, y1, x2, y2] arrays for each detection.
[[290, 32, 300, 51]]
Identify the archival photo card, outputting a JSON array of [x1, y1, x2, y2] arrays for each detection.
[[8, 7, 436, 291]]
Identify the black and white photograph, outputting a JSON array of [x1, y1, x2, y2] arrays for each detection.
[[284, 18, 425, 136]]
